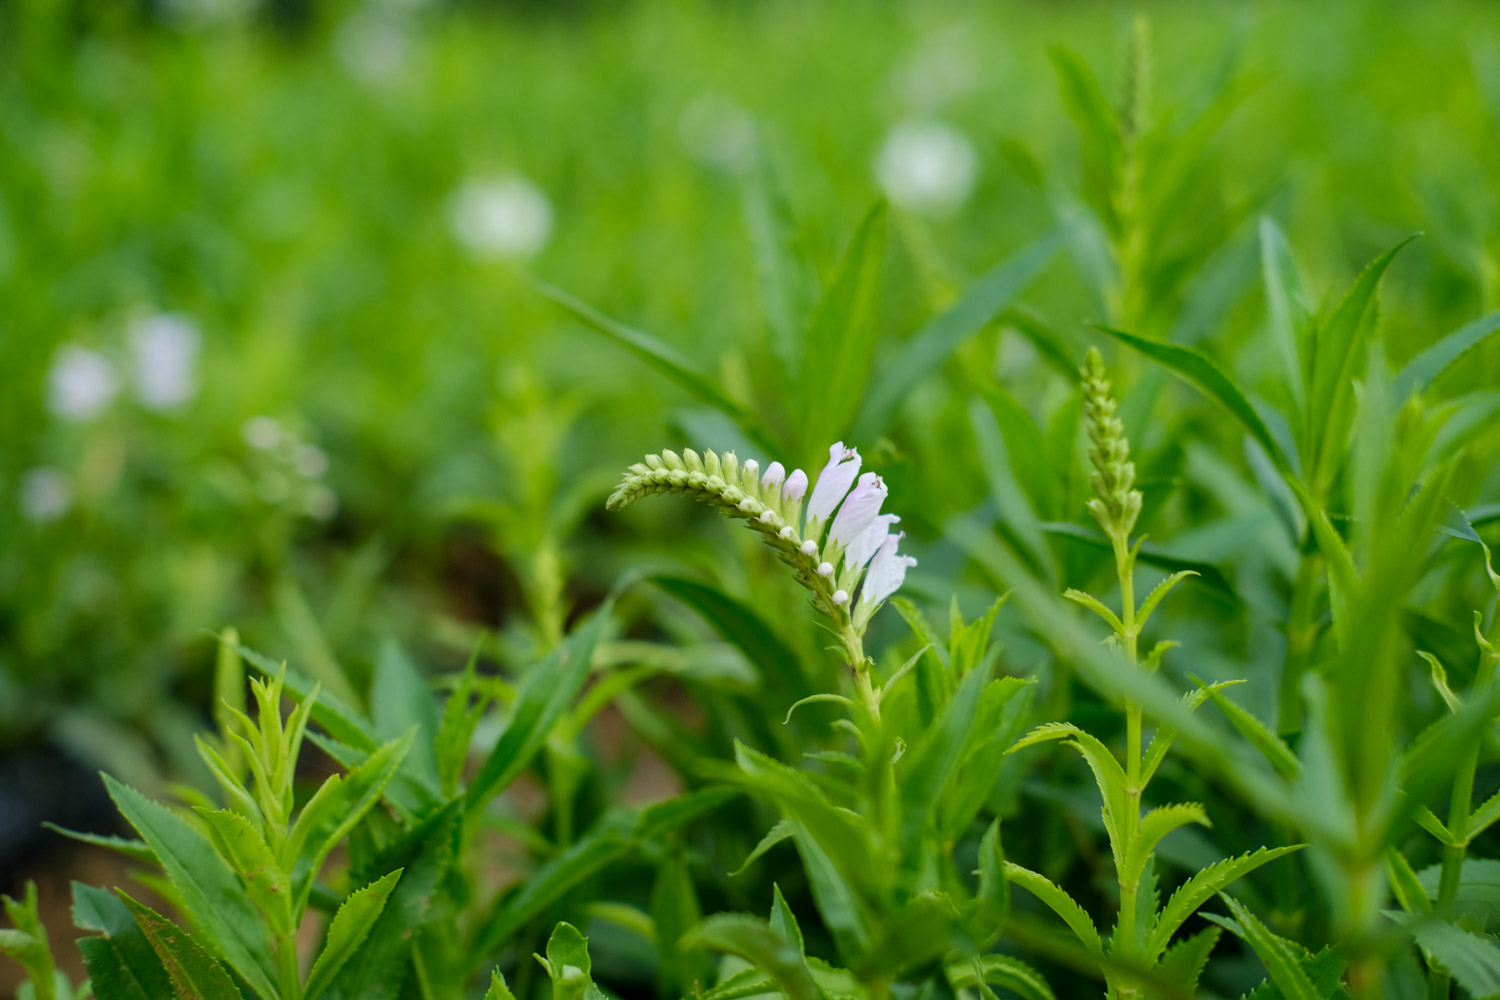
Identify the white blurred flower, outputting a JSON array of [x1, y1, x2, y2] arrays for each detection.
[[449, 176, 553, 259], [294, 444, 329, 478], [242, 416, 283, 451], [335, 10, 411, 83], [875, 120, 978, 217], [305, 486, 339, 520], [129, 312, 200, 411], [678, 94, 756, 173], [19, 468, 72, 522], [48, 345, 118, 421]]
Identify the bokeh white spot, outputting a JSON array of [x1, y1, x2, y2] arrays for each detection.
[[19, 467, 73, 523], [874, 119, 978, 217], [48, 345, 119, 421], [129, 312, 201, 411], [448, 177, 554, 259]]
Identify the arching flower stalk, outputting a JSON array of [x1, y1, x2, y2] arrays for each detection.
[[607, 442, 915, 716]]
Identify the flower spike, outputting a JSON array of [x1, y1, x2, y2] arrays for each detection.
[[607, 444, 915, 642]]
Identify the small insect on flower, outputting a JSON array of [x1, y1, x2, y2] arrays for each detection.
[[607, 443, 915, 635]]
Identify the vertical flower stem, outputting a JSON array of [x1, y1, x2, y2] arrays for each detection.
[[1113, 531, 1143, 965], [843, 623, 881, 726]]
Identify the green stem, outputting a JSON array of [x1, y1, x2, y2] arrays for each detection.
[[842, 623, 880, 726], [277, 932, 302, 1000], [1113, 533, 1144, 965], [1431, 649, 1498, 999], [1279, 552, 1322, 733]]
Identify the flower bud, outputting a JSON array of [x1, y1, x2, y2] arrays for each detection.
[[762, 461, 786, 491], [783, 468, 808, 503], [832, 590, 849, 605], [817, 561, 834, 577], [800, 540, 818, 556]]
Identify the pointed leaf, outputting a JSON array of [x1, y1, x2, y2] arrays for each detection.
[[119, 893, 245, 1000], [304, 869, 403, 1000], [1004, 863, 1102, 955], [1145, 846, 1304, 961]]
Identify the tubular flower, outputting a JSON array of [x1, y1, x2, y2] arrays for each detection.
[[607, 444, 915, 632], [804, 443, 862, 542]]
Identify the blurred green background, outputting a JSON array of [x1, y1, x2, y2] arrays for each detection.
[[3, 0, 1499, 891]]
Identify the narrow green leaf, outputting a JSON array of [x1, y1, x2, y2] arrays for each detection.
[[1156, 926, 1221, 996], [1306, 237, 1416, 478], [119, 893, 245, 1000], [1120, 804, 1210, 889], [1063, 588, 1124, 634], [536, 282, 780, 454], [194, 809, 292, 935], [304, 869, 403, 1000], [467, 601, 612, 810], [947, 954, 1056, 1000], [1260, 217, 1311, 417], [800, 201, 887, 459], [743, 154, 815, 383], [728, 820, 793, 877], [1221, 896, 1320, 1000], [483, 970, 518, 1000], [682, 914, 819, 1000], [322, 803, 460, 1000], [1387, 911, 1500, 997], [1395, 311, 1500, 398], [1004, 863, 1103, 955], [1008, 723, 1130, 855], [72, 883, 172, 1000], [1040, 521, 1236, 601], [102, 775, 277, 1000], [1385, 849, 1432, 917], [1097, 326, 1295, 479], [855, 229, 1066, 439], [1200, 684, 1301, 780], [1145, 846, 1304, 961], [650, 575, 810, 702], [1135, 571, 1198, 630]]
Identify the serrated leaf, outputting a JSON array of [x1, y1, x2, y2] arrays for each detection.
[[118, 893, 245, 1000], [1156, 926, 1221, 995], [1222, 896, 1321, 1000], [1135, 571, 1198, 629], [1145, 846, 1304, 961], [1004, 863, 1102, 955], [483, 970, 518, 1000], [194, 809, 291, 935], [1385, 849, 1431, 917], [1097, 326, 1296, 480], [1200, 684, 1301, 780], [304, 869, 403, 1000], [1387, 910, 1500, 997], [229, 640, 377, 754], [102, 775, 276, 1000], [1008, 723, 1129, 855], [1120, 804, 1210, 890], [322, 803, 460, 1000], [946, 954, 1056, 1000], [1063, 588, 1124, 634], [73, 883, 173, 1000], [1393, 309, 1500, 399]]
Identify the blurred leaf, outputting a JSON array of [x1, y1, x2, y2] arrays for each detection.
[[536, 282, 781, 455], [537, 923, 605, 1000], [1039, 522, 1235, 601], [947, 954, 1055, 1000], [1305, 237, 1415, 481], [800, 201, 887, 460], [1387, 910, 1500, 998], [744, 154, 816, 384], [466, 599, 613, 811], [682, 914, 819, 1000], [228, 638, 378, 753], [1097, 326, 1296, 480], [1393, 308, 1500, 399], [371, 640, 442, 798], [649, 575, 809, 701], [855, 228, 1066, 439], [1217, 896, 1337, 1000]]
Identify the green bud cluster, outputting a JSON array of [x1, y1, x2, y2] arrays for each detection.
[[607, 448, 847, 624], [1081, 347, 1142, 541]]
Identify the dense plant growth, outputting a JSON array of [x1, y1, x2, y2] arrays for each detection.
[[6, 2, 1500, 1000]]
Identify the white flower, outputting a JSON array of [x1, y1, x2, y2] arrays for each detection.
[[859, 532, 917, 613], [305, 486, 339, 521], [783, 468, 808, 503], [678, 93, 756, 173], [449, 176, 554, 259], [19, 468, 72, 522], [845, 513, 900, 570], [804, 443, 861, 539], [49, 345, 119, 421], [129, 312, 200, 411], [294, 444, 329, 478], [875, 120, 977, 217], [242, 416, 283, 451], [761, 461, 785, 492], [832, 590, 849, 605], [335, 10, 410, 84], [817, 562, 834, 577], [828, 471, 887, 551]]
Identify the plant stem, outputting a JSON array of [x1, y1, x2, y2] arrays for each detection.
[[1114, 532, 1144, 967], [1279, 552, 1322, 733], [842, 623, 881, 726], [278, 932, 302, 1000], [1430, 647, 1498, 999]]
